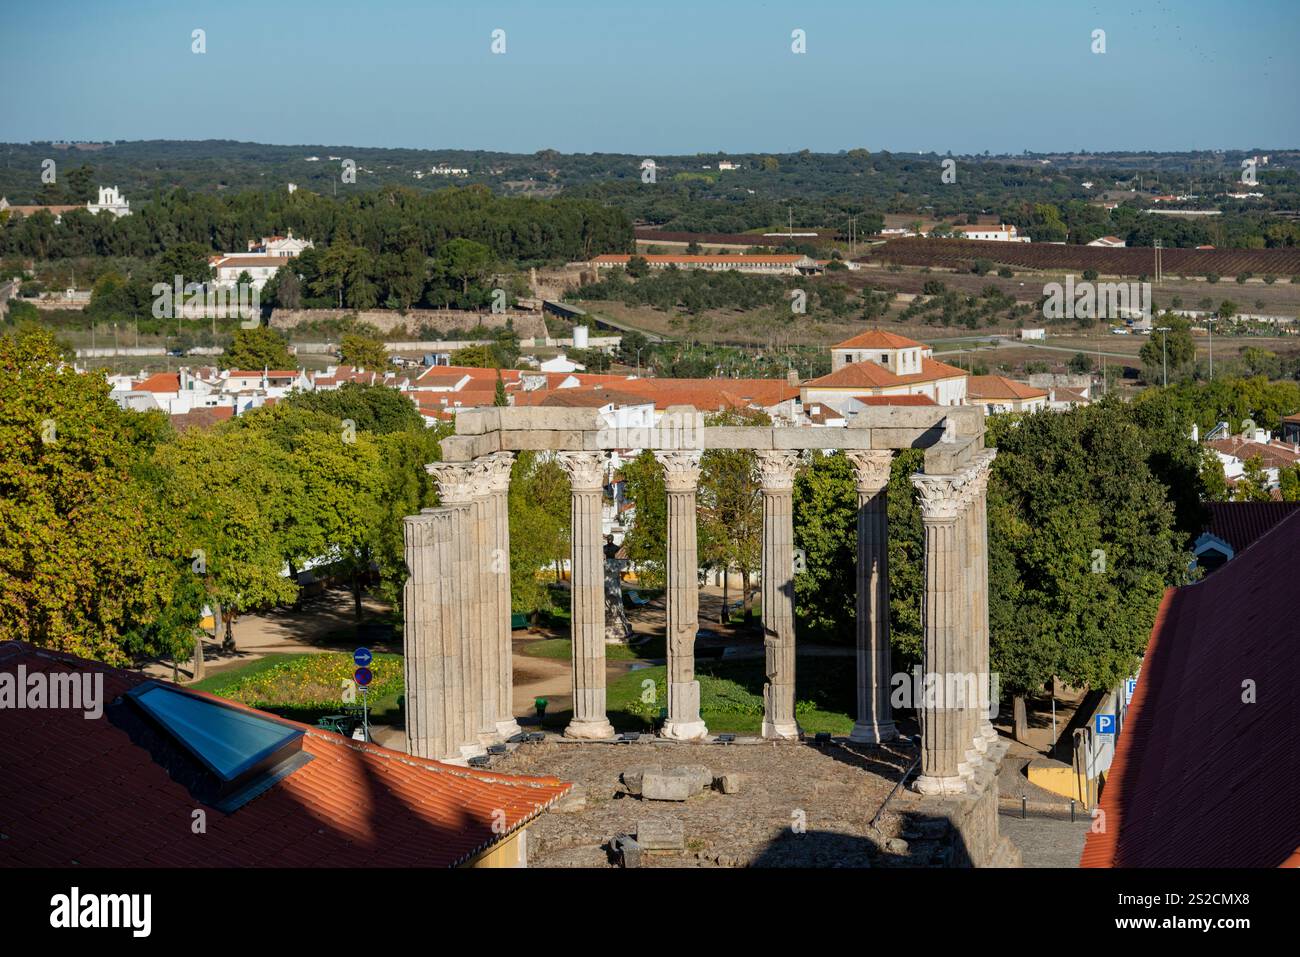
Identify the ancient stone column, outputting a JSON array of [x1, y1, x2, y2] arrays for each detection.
[[557, 451, 616, 739], [970, 451, 998, 748], [427, 462, 487, 758], [755, 450, 801, 740], [481, 451, 521, 740], [654, 449, 708, 741], [402, 507, 463, 762], [468, 463, 502, 745], [846, 450, 898, 744], [910, 469, 972, 794]]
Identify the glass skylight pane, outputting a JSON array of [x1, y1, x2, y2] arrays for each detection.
[[130, 684, 302, 782]]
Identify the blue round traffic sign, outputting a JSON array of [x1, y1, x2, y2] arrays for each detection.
[[354, 667, 373, 687], [353, 647, 372, 667]]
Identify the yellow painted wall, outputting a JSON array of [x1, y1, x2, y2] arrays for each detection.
[[465, 828, 527, 868]]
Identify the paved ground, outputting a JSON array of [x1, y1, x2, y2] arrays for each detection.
[[998, 812, 1091, 868], [492, 737, 932, 868]]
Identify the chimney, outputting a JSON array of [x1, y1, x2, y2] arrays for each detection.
[[786, 368, 799, 387]]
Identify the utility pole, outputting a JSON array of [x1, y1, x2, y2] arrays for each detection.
[[1157, 325, 1171, 387], [1207, 316, 1217, 379]]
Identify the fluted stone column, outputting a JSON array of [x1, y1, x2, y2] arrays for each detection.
[[756, 450, 801, 740], [469, 464, 501, 745], [557, 451, 616, 739], [655, 449, 708, 741], [910, 469, 972, 794], [427, 462, 487, 759], [969, 451, 997, 748], [846, 450, 898, 744], [402, 507, 464, 762], [481, 451, 521, 740]]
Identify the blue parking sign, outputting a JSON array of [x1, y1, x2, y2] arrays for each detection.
[[1126, 678, 1137, 699], [1095, 713, 1116, 735]]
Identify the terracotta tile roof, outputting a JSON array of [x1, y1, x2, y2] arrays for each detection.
[[807, 357, 965, 391], [967, 375, 1048, 401], [169, 406, 235, 431], [1203, 501, 1300, 553], [1079, 510, 1300, 868], [1205, 437, 1300, 471], [133, 372, 182, 393], [414, 365, 521, 386], [0, 642, 570, 868], [831, 330, 924, 350]]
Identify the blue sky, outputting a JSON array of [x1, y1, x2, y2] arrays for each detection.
[[1, 0, 1296, 153]]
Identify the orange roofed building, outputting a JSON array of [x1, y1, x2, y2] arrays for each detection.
[[805, 330, 968, 411], [0, 642, 570, 868]]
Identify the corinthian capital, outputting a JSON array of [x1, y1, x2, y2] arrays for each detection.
[[754, 450, 801, 491], [427, 461, 480, 505], [557, 451, 607, 491], [845, 450, 893, 494], [654, 449, 702, 492], [478, 451, 515, 494], [910, 471, 969, 521]]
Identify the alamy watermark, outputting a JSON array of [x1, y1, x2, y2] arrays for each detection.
[[1, 665, 103, 719], [595, 409, 704, 450], [152, 274, 261, 328], [1043, 275, 1151, 323]]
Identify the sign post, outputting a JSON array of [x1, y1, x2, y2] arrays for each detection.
[[353, 648, 373, 743]]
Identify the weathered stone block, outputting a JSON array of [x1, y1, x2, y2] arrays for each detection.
[[452, 407, 499, 435], [637, 818, 685, 851], [870, 426, 947, 449], [923, 436, 978, 474], [679, 764, 713, 792], [499, 429, 586, 451], [438, 432, 501, 462], [497, 407, 600, 431], [614, 835, 642, 868], [772, 429, 841, 450], [704, 427, 774, 450], [642, 768, 694, 801], [716, 773, 743, 794], [621, 765, 663, 796]]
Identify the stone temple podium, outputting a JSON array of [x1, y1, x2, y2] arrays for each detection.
[[401, 404, 1011, 863]]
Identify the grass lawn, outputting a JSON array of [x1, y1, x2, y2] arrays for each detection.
[[538, 655, 857, 736], [192, 652, 404, 726]]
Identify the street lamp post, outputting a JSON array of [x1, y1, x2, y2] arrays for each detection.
[[1156, 326, 1171, 387]]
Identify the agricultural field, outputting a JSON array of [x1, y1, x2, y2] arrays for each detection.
[[865, 238, 1300, 279]]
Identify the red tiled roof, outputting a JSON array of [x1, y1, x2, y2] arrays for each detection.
[[831, 330, 923, 351], [807, 357, 965, 390], [0, 642, 570, 868], [1205, 437, 1300, 471], [133, 372, 181, 393], [1203, 501, 1300, 553], [169, 406, 235, 431], [1079, 510, 1300, 868], [967, 375, 1049, 401]]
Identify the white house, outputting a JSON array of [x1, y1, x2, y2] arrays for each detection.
[[87, 186, 131, 217], [804, 330, 968, 411], [952, 224, 1029, 243], [247, 231, 314, 257], [1087, 236, 1127, 248]]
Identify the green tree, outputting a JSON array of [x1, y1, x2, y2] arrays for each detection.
[[339, 327, 390, 369], [621, 450, 668, 588], [698, 409, 767, 623], [0, 328, 192, 665], [1232, 455, 1272, 502], [220, 325, 294, 370]]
